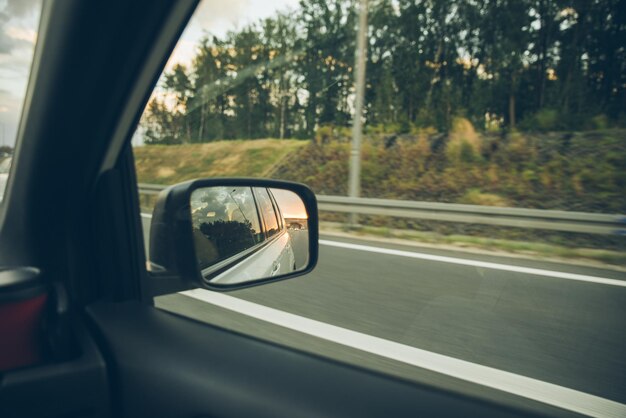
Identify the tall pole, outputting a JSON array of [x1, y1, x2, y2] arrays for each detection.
[[348, 0, 368, 227]]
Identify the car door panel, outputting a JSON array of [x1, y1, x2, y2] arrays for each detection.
[[211, 232, 294, 285], [87, 301, 538, 418], [0, 318, 110, 418]]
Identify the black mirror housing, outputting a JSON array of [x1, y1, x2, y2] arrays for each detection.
[[148, 178, 319, 295]]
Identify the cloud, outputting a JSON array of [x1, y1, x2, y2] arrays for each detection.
[[183, 0, 299, 41], [0, 0, 40, 146], [170, 0, 299, 66], [4, 0, 40, 16], [0, 86, 24, 146], [5, 26, 36, 43], [0, 12, 12, 53], [0, 31, 31, 54], [166, 39, 198, 71], [0, 0, 39, 53], [192, 0, 250, 30]]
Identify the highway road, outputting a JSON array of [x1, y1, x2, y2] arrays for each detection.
[[288, 228, 308, 269], [142, 215, 626, 412]]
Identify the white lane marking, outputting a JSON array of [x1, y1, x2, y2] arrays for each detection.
[[181, 289, 626, 418], [320, 239, 626, 288]]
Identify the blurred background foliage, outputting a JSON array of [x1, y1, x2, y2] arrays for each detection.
[[140, 0, 626, 143], [137, 0, 626, 217], [273, 123, 626, 213]]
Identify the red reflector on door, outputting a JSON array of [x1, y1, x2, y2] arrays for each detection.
[[0, 293, 48, 371]]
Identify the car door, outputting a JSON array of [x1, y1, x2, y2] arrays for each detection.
[[0, 1, 587, 418], [268, 188, 299, 273], [252, 187, 296, 277], [189, 184, 297, 285]]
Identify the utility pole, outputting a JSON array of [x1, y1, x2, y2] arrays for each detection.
[[348, 0, 368, 227]]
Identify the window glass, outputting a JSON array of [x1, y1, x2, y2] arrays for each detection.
[[139, 0, 626, 407], [191, 186, 261, 268], [230, 187, 264, 244], [0, 157, 11, 199], [0, 1, 42, 202], [269, 189, 284, 230], [254, 188, 280, 238]]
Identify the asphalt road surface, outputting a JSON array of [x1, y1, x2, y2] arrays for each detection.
[[142, 216, 626, 408], [288, 228, 308, 269]]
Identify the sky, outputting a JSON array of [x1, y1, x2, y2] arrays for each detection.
[[168, 0, 299, 71], [271, 188, 307, 219], [0, 0, 40, 147], [0, 0, 299, 148]]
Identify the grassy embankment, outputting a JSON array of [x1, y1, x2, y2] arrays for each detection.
[[134, 138, 307, 213], [134, 138, 307, 184]]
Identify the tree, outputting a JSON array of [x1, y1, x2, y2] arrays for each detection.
[[139, 0, 626, 144]]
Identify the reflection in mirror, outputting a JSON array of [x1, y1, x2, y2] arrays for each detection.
[[190, 186, 309, 286]]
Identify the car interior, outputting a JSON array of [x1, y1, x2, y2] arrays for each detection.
[[0, 1, 594, 417]]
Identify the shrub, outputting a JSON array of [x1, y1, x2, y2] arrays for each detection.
[[366, 123, 402, 135], [590, 114, 609, 130], [399, 116, 411, 134], [410, 125, 437, 136], [459, 189, 510, 207], [366, 124, 386, 135], [337, 126, 352, 139], [520, 108, 562, 131], [534, 109, 560, 131], [459, 141, 476, 163], [445, 117, 481, 163], [522, 169, 539, 183], [314, 125, 334, 146]]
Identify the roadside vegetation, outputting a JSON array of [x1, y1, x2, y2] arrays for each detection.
[[134, 0, 626, 264], [134, 139, 306, 185], [135, 127, 626, 265], [135, 126, 626, 215], [272, 122, 626, 214]]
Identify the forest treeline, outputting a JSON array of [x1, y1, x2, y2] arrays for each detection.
[[140, 0, 626, 144]]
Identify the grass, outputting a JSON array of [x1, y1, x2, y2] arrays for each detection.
[[134, 139, 307, 184], [134, 137, 625, 266], [320, 222, 626, 268]]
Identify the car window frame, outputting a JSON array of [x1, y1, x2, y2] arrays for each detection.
[[268, 189, 284, 231], [248, 187, 266, 244], [254, 187, 281, 239]]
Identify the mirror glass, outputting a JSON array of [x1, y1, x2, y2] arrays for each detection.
[[190, 186, 309, 286]]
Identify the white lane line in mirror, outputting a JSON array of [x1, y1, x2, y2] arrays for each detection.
[[320, 240, 626, 288], [180, 289, 626, 418]]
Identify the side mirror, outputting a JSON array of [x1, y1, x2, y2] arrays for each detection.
[[147, 178, 318, 294]]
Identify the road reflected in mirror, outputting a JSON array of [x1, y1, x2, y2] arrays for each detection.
[[190, 186, 309, 286]]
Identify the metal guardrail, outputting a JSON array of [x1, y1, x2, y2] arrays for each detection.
[[137, 183, 166, 195], [138, 183, 626, 236]]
